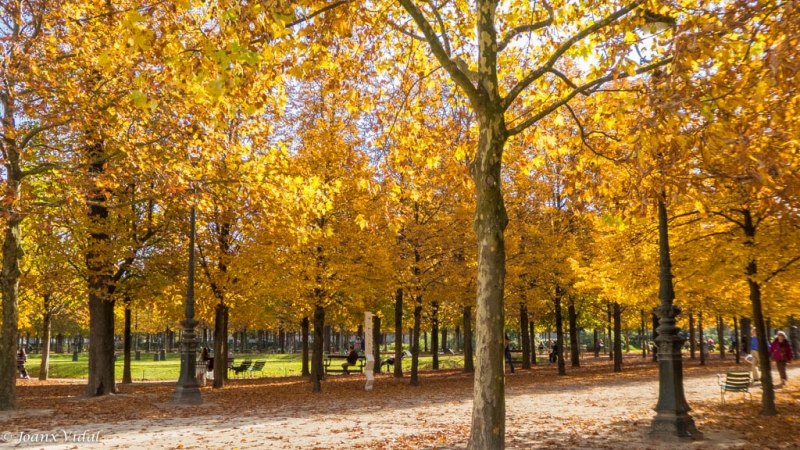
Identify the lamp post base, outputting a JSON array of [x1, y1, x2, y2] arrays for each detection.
[[171, 319, 203, 405], [650, 410, 703, 441]]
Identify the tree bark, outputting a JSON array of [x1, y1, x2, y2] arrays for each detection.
[[39, 305, 51, 381], [394, 288, 403, 377], [529, 319, 536, 365], [568, 298, 580, 368], [312, 305, 325, 392], [520, 304, 530, 369], [613, 302, 622, 373], [122, 305, 132, 384], [373, 313, 381, 374], [463, 305, 474, 373], [410, 298, 422, 386], [641, 309, 646, 359], [742, 210, 776, 415], [431, 301, 439, 369], [555, 289, 566, 376], [689, 313, 695, 359], [301, 317, 310, 377], [608, 303, 613, 360], [715, 316, 723, 359], [212, 303, 228, 388], [734, 318, 740, 364], [698, 312, 705, 366], [594, 328, 599, 358]]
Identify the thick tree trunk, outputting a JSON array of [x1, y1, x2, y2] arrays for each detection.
[[85, 293, 116, 396], [613, 302, 622, 373], [431, 301, 439, 370], [301, 317, 310, 377], [520, 304, 530, 369], [463, 306, 474, 373], [122, 306, 132, 384], [212, 303, 228, 388], [394, 288, 403, 377], [373, 314, 381, 374], [312, 305, 325, 393], [39, 308, 51, 381], [410, 299, 422, 386], [568, 299, 580, 368], [689, 313, 695, 359], [555, 290, 565, 375]]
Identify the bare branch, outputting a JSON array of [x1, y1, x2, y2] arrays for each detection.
[[286, 1, 349, 28], [387, 20, 426, 40], [763, 255, 800, 284], [497, 0, 554, 52], [503, 0, 646, 111], [426, 0, 451, 56], [397, 0, 480, 105], [507, 56, 672, 136]]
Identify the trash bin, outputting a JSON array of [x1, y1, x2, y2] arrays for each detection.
[[135, 350, 141, 361], [153, 352, 160, 361], [72, 351, 79, 362], [160, 349, 166, 361]]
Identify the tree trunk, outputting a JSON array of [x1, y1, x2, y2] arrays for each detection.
[[594, 329, 599, 358], [734, 318, 740, 364], [613, 302, 622, 373], [394, 288, 403, 378], [312, 305, 325, 393], [85, 292, 116, 396], [529, 319, 536, 365], [373, 313, 381, 374], [455, 325, 461, 352], [698, 312, 705, 366], [568, 298, 579, 368], [324, 325, 331, 354], [463, 305, 474, 373], [279, 328, 285, 354], [641, 309, 646, 359], [689, 313, 695, 359], [122, 306, 132, 384], [743, 213, 775, 415], [423, 331, 428, 353], [39, 306, 51, 381], [301, 317, 310, 377], [608, 303, 613, 360], [520, 304, 530, 369], [442, 327, 448, 353], [717, 316, 725, 359], [555, 289, 565, 376], [212, 303, 228, 388], [431, 301, 439, 369], [410, 298, 422, 386]]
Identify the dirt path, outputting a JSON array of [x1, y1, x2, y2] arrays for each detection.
[[2, 356, 798, 449]]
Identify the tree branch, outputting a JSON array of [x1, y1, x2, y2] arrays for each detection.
[[286, 1, 349, 28], [497, 0, 554, 52], [503, 0, 646, 111], [507, 56, 672, 136], [387, 19, 426, 40], [397, 0, 480, 105], [426, 0, 451, 56], [764, 255, 800, 284]]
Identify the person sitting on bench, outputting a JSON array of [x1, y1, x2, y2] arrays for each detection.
[[342, 346, 359, 373]]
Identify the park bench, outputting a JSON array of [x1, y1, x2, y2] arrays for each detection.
[[324, 354, 366, 374], [230, 359, 252, 378], [247, 360, 266, 378], [717, 372, 752, 404]]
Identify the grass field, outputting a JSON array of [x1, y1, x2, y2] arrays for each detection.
[[21, 352, 489, 380]]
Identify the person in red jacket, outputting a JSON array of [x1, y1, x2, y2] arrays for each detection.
[[770, 331, 794, 386]]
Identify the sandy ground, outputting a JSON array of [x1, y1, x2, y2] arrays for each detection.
[[1, 355, 798, 449]]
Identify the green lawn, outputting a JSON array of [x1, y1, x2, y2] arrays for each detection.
[[22, 352, 475, 381]]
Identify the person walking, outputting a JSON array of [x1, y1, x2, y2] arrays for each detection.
[[750, 327, 760, 384], [504, 335, 515, 374], [770, 331, 794, 387], [17, 348, 29, 379]]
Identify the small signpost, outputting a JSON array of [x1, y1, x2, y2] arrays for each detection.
[[364, 312, 375, 391]]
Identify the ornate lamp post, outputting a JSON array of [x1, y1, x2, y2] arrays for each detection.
[[649, 196, 701, 440], [171, 200, 203, 404]]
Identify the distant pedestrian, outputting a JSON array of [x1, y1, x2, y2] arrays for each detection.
[[750, 328, 760, 384], [770, 331, 793, 387], [17, 348, 29, 379], [505, 335, 515, 374]]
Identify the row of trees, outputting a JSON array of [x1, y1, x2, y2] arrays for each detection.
[[1, 0, 797, 447]]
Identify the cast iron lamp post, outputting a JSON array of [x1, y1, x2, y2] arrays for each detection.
[[171, 193, 203, 404]]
